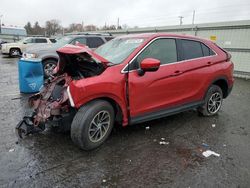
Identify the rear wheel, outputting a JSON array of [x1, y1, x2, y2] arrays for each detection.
[[71, 100, 114, 150], [198, 85, 223, 116], [10, 48, 21, 57], [43, 59, 58, 78]]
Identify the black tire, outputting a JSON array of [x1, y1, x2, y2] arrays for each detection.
[[198, 85, 223, 116], [43, 59, 58, 78], [9, 48, 21, 57], [71, 100, 114, 150]]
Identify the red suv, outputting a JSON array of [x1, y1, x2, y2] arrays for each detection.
[[17, 33, 234, 150]]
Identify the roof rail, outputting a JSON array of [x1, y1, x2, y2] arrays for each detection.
[[64, 32, 113, 36]]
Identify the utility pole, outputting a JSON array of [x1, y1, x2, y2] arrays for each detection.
[[192, 10, 195, 26], [117, 17, 120, 30], [0, 15, 3, 34], [178, 16, 184, 26], [81, 21, 84, 32]]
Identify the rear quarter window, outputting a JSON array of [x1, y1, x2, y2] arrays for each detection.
[[201, 43, 215, 56]]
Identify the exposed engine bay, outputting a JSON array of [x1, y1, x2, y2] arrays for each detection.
[[16, 45, 107, 138]]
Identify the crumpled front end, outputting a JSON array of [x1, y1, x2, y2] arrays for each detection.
[[16, 44, 108, 138], [29, 73, 72, 126]]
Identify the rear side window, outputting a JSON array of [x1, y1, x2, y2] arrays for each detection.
[[181, 40, 203, 60], [87, 37, 104, 48], [35, 38, 48, 43]]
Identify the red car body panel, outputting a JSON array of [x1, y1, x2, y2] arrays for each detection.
[[64, 33, 234, 126]]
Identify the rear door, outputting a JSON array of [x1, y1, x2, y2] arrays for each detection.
[[172, 39, 217, 102], [128, 38, 186, 117]]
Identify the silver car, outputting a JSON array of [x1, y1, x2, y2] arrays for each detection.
[[23, 34, 113, 77]]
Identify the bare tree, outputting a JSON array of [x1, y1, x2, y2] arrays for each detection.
[[33, 21, 44, 35], [24, 22, 33, 35], [45, 19, 62, 36], [84, 25, 97, 31]]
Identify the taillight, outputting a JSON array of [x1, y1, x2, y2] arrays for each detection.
[[226, 52, 232, 62]]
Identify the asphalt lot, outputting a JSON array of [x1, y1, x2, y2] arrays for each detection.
[[0, 55, 249, 188]]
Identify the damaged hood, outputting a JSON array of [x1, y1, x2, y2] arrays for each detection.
[[55, 44, 110, 74]]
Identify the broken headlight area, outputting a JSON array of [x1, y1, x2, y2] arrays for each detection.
[[16, 45, 109, 138]]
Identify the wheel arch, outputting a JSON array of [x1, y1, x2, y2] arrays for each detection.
[[42, 57, 58, 64], [208, 76, 229, 99], [77, 96, 126, 126], [9, 47, 21, 54]]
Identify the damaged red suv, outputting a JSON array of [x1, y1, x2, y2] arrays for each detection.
[[16, 33, 234, 150]]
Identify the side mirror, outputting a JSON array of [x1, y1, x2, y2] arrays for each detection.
[[138, 58, 160, 76]]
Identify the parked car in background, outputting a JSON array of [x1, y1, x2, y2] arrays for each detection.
[[1, 37, 55, 57], [17, 33, 234, 150], [0, 39, 8, 50], [23, 33, 114, 77]]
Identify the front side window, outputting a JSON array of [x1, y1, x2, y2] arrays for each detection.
[[181, 39, 203, 60], [129, 38, 177, 70], [23, 38, 33, 43]]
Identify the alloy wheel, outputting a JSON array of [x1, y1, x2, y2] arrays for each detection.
[[207, 92, 222, 114], [88, 110, 111, 143], [44, 63, 57, 77]]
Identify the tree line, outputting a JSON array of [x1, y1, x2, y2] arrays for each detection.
[[24, 20, 126, 36]]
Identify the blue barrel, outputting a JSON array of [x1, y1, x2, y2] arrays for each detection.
[[18, 58, 44, 93]]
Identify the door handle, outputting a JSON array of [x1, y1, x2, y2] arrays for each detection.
[[207, 61, 212, 66], [172, 70, 183, 76]]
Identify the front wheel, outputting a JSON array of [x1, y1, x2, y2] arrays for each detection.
[[71, 100, 114, 150], [10, 48, 21, 57], [198, 85, 223, 116]]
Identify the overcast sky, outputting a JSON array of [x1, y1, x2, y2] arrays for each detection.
[[0, 0, 250, 28]]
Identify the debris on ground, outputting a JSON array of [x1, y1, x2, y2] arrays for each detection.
[[212, 124, 216, 128], [159, 141, 169, 145], [145, 126, 150, 130], [9, 148, 15, 152], [202, 143, 209, 147], [202, 150, 220, 157]]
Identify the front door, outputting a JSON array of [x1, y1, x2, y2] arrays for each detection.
[[128, 38, 187, 118]]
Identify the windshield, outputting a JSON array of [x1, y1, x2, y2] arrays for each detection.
[[95, 38, 145, 64], [52, 36, 73, 48], [18, 37, 32, 43]]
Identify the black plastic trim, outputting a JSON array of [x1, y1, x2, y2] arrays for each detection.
[[130, 101, 204, 125]]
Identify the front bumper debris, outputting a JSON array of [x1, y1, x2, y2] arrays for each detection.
[[15, 116, 45, 138]]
